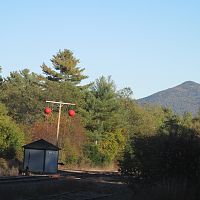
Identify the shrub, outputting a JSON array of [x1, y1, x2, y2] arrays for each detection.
[[120, 119, 200, 183], [0, 104, 25, 160], [84, 130, 125, 166]]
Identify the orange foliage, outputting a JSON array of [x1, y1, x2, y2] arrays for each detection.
[[30, 113, 86, 151]]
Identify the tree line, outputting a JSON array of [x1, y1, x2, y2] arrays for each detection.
[[1, 50, 200, 190]]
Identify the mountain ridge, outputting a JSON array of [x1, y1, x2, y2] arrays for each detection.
[[137, 81, 200, 115]]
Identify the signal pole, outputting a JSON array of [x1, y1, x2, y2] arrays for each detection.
[[46, 100, 76, 146]]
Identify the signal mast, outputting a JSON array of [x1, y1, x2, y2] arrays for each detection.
[[44, 100, 76, 146]]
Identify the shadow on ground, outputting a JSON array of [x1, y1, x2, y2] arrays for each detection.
[[0, 170, 133, 200]]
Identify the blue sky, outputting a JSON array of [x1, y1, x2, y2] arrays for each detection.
[[0, 0, 200, 99]]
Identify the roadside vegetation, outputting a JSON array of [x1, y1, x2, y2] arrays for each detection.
[[1, 50, 200, 199]]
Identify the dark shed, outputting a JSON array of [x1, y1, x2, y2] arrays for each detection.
[[23, 139, 60, 174]]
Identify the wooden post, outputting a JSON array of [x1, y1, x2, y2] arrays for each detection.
[[46, 100, 76, 146]]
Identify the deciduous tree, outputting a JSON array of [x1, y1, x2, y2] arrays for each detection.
[[0, 103, 24, 159]]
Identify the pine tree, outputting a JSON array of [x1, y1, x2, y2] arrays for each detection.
[[41, 49, 88, 84], [84, 76, 122, 133]]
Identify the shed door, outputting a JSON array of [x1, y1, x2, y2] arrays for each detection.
[[45, 150, 58, 173], [24, 149, 45, 172]]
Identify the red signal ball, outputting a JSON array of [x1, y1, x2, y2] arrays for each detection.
[[68, 109, 75, 117], [44, 107, 52, 114]]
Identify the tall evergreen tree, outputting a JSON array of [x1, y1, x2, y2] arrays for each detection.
[[41, 49, 88, 84], [84, 76, 122, 133], [83, 76, 126, 165]]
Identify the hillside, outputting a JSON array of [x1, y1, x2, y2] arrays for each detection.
[[137, 81, 200, 115]]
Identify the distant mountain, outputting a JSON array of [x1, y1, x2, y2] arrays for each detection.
[[137, 81, 200, 115]]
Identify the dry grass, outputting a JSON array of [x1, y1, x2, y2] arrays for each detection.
[[60, 162, 119, 173], [0, 158, 19, 176]]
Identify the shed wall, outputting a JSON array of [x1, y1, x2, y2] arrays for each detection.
[[45, 150, 58, 173], [24, 149, 44, 172]]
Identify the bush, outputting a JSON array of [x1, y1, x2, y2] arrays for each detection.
[[84, 143, 105, 166], [84, 130, 125, 166], [0, 104, 25, 160], [120, 119, 200, 183]]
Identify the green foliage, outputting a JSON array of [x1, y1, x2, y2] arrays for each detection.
[[0, 69, 46, 124], [41, 49, 88, 84], [60, 147, 79, 165], [98, 130, 125, 162], [85, 129, 125, 166], [44, 80, 85, 107], [84, 76, 122, 133], [1, 49, 180, 170], [0, 56, 88, 165], [118, 93, 167, 138], [118, 87, 133, 99], [120, 115, 200, 184], [0, 104, 24, 159], [84, 143, 104, 166], [0, 103, 8, 116], [0, 68, 85, 125], [82, 76, 127, 166]]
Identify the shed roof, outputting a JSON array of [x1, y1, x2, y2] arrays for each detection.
[[23, 139, 60, 151]]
